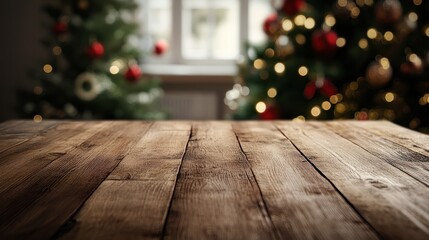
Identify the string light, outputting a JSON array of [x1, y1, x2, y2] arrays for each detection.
[[294, 15, 306, 26], [265, 48, 275, 58], [338, 0, 348, 7], [33, 115, 43, 123], [335, 103, 346, 113], [358, 38, 368, 49], [282, 19, 294, 31], [408, 12, 418, 22], [255, 102, 267, 113], [274, 62, 285, 74], [367, 28, 377, 39], [379, 57, 390, 69], [384, 31, 394, 41], [267, 88, 277, 98], [298, 66, 308, 76], [351, 7, 360, 18], [413, 0, 422, 6], [322, 101, 331, 110], [295, 34, 306, 45], [425, 26, 429, 37], [325, 14, 336, 27], [336, 38, 346, 47], [253, 59, 265, 70], [304, 18, 315, 29], [384, 92, 395, 102], [292, 115, 305, 122], [311, 106, 321, 117], [364, 0, 374, 6], [52, 46, 62, 55], [43, 64, 53, 73], [349, 81, 358, 91], [109, 66, 120, 75]]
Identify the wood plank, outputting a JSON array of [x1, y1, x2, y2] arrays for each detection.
[[0, 121, 151, 239], [275, 121, 429, 240], [0, 121, 107, 195], [0, 120, 59, 153], [325, 121, 429, 187], [61, 121, 191, 239], [348, 121, 429, 158], [232, 121, 378, 240], [163, 122, 277, 240]]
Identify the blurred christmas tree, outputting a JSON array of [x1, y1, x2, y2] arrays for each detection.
[[19, 0, 167, 120], [225, 0, 429, 132]]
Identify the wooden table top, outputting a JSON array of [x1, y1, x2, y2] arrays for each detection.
[[0, 120, 428, 240]]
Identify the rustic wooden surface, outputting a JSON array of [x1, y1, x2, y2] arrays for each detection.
[[0, 120, 428, 240]]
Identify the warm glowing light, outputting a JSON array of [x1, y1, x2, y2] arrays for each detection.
[[274, 62, 285, 74], [351, 7, 360, 18], [295, 34, 306, 45], [255, 102, 267, 113], [43, 64, 53, 73], [282, 19, 294, 31], [109, 66, 120, 75], [364, 0, 374, 6], [311, 106, 321, 117], [325, 14, 336, 27], [304, 18, 315, 29], [336, 37, 346, 47], [367, 28, 377, 39], [267, 88, 277, 98], [322, 101, 331, 110], [52, 46, 62, 55], [338, 0, 348, 7], [408, 12, 418, 22], [294, 15, 306, 26], [380, 57, 390, 69], [349, 82, 358, 91], [385, 92, 395, 102], [33, 115, 43, 123], [425, 27, 429, 37], [335, 103, 346, 113], [413, 0, 422, 6], [298, 66, 308, 76], [265, 48, 275, 58], [292, 115, 306, 122], [358, 38, 368, 49], [253, 59, 265, 70], [384, 31, 394, 41]]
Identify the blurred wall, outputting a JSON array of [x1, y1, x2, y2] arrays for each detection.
[[0, 0, 46, 121]]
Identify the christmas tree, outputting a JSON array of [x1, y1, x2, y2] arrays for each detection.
[[19, 0, 166, 120], [225, 0, 429, 132]]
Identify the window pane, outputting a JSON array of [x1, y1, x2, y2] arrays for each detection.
[[139, 0, 171, 52], [182, 0, 239, 60], [249, 0, 272, 45]]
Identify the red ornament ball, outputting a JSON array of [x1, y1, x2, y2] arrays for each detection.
[[259, 105, 279, 120], [281, 0, 305, 16], [154, 40, 168, 55], [263, 14, 279, 35], [125, 64, 142, 82], [87, 41, 104, 59], [311, 30, 338, 55], [53, 22, 68, 35]]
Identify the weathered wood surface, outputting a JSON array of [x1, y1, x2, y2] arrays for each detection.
[[0, 120, 428, 240]]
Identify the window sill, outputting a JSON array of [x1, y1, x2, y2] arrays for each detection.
[[142, 64, 237, 77]]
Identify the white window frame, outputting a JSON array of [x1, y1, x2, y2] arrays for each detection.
[[140, 0, 267, 76]]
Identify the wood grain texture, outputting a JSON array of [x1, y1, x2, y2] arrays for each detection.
[[163, 122, 277, 240], [276, 121, 429, 240], [325, 121, 429, 187], [0, 121, 151, 239], [0, 120, 58, 153], [62, 122, 191, 240], [233, 122, 378, 240], [0, 121, 107, 195]]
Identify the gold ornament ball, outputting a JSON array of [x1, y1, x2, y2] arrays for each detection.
[[366, 61, 392, 88]]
